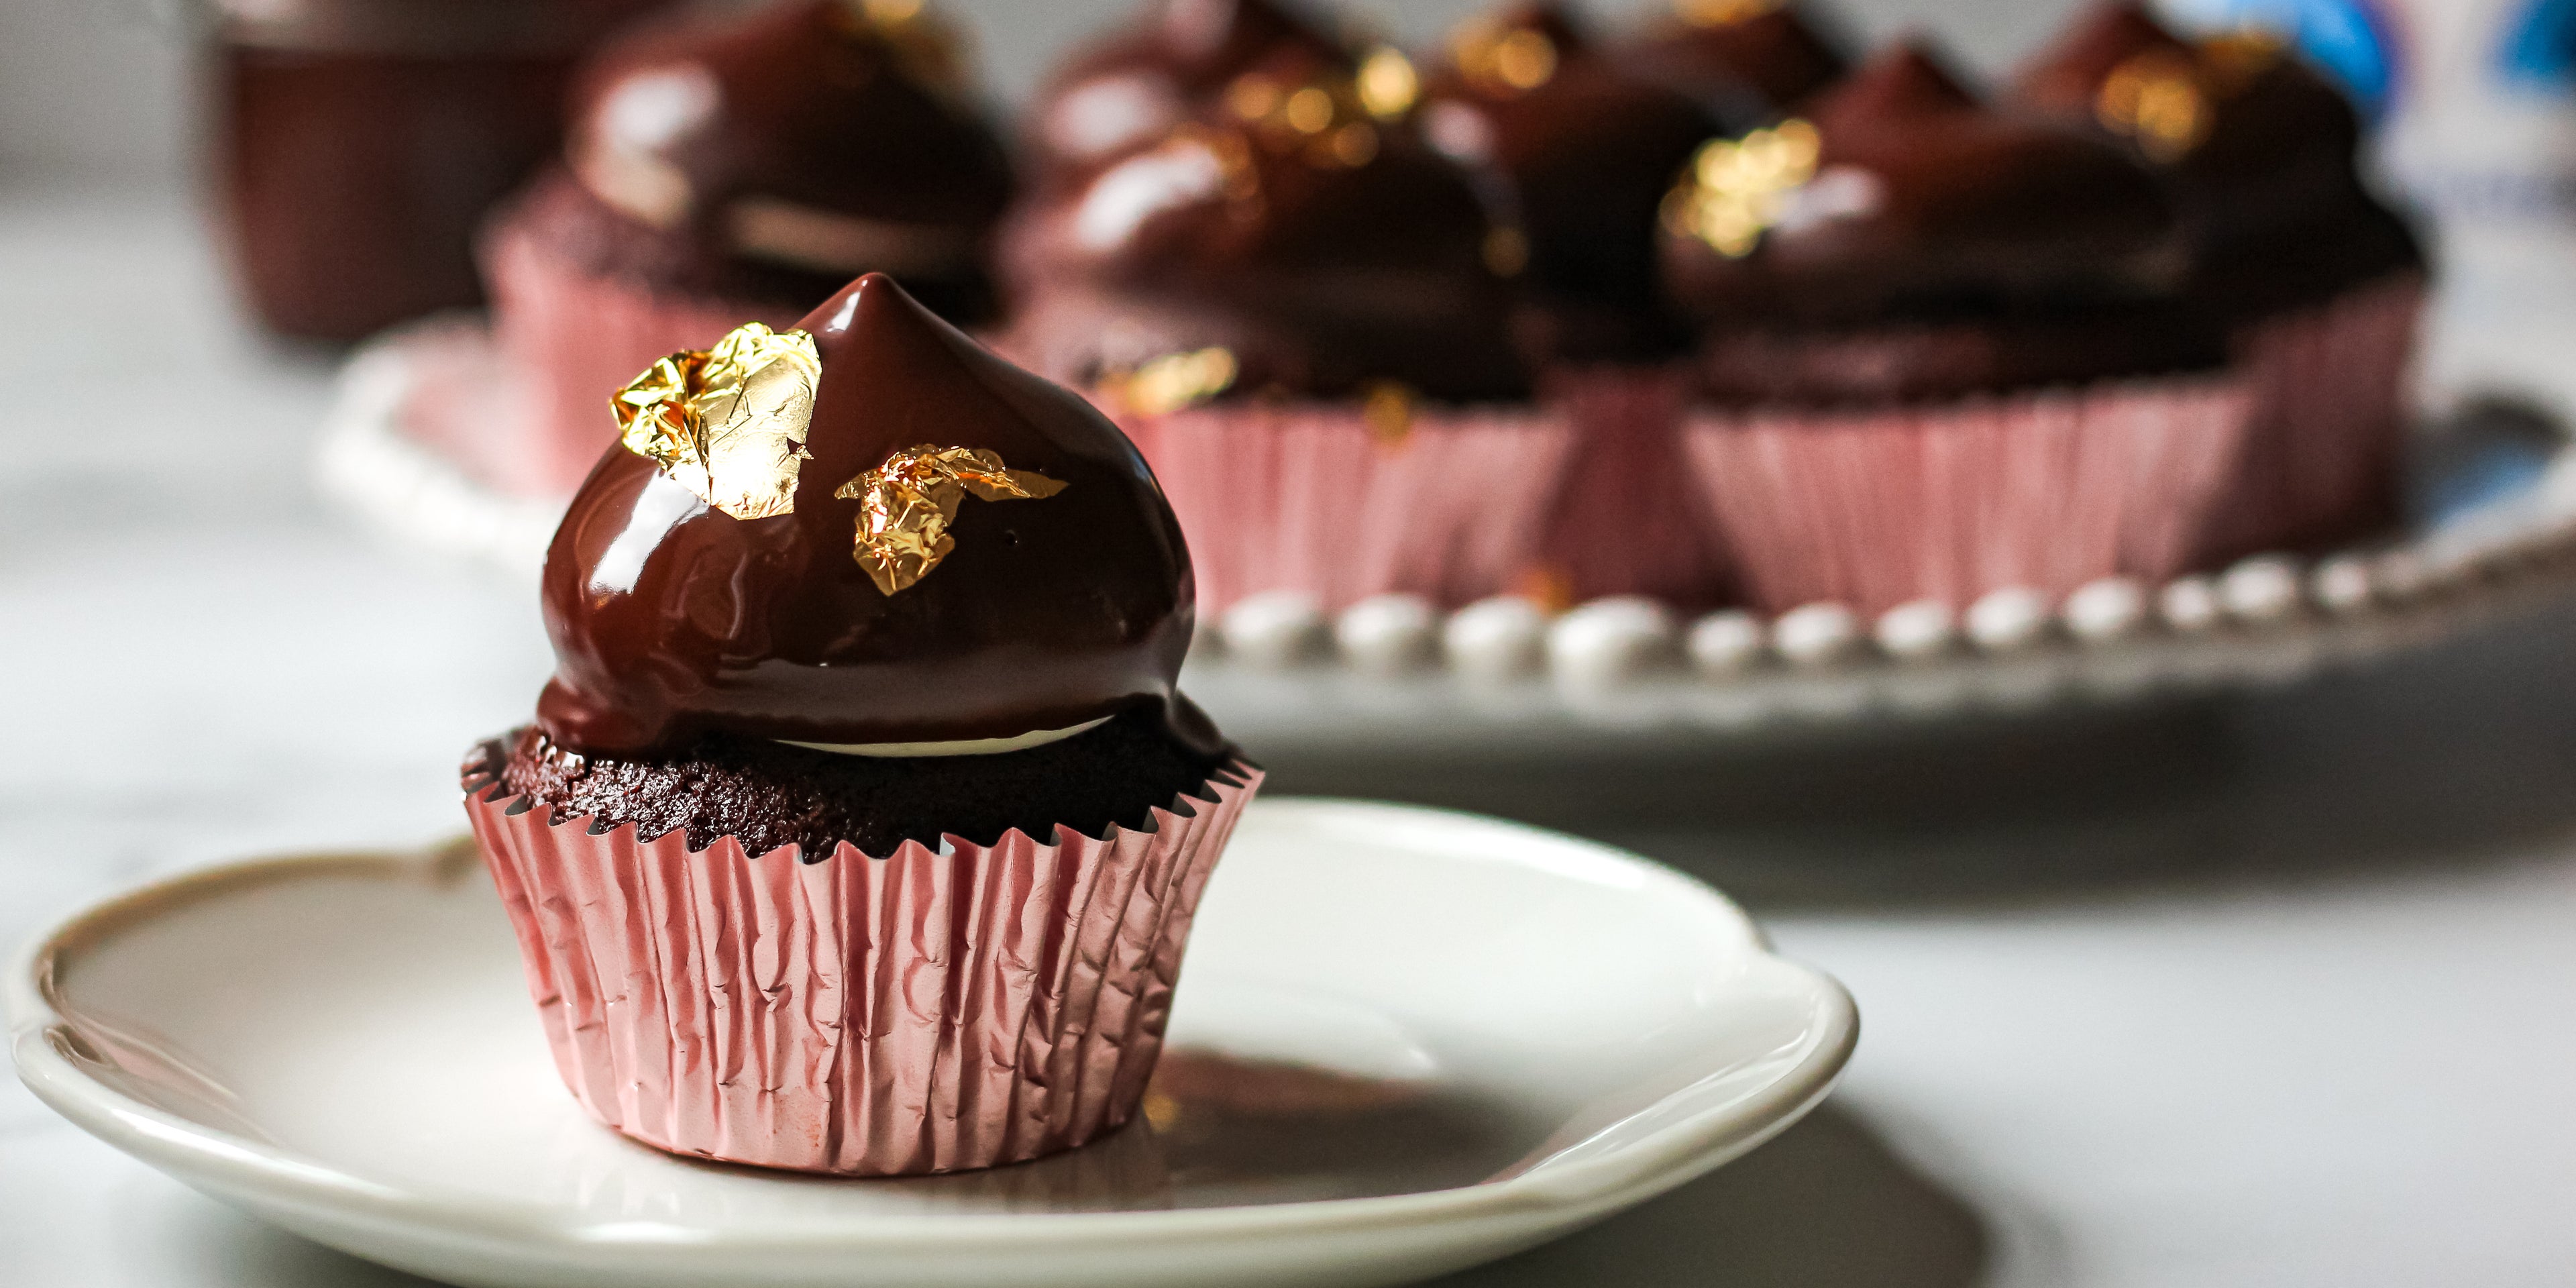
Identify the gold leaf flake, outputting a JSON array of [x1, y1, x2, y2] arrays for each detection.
[[1664, 118, 1823, 258], [833, 445, 1068, 594], [614, 322, 822, 520]]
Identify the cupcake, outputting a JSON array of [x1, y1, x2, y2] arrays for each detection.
[[482, 0, 1015, 495], [1418, 2, 1730, 605], [1024, 0, 1363, 184], [1664, 45, 2252, 615], [2010, 2, 2426, 559], [998, 58, 1573, 616], [462, 272, 1260, 1175], [1613, 0, 1851, 126]]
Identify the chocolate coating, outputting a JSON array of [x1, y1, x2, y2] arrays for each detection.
[[559, 0, 1013, 321], [1419, 3, 1719, 362], [485, 709, 1240, 859], [2008, 1, 2420, 317], [998, 89, 1532, 400], [1026, 0, 1355, 183], [537, 273, 1207, 755], [1662, 44, 2186, 329], [1613, 0, 1850, 129]]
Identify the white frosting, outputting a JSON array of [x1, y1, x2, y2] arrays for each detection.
[[1772, 602, 1858, 666], [782, 716, 1111, 759], [1336, 594, 1438, 674]]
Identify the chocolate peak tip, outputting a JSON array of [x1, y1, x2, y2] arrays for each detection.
[[1826, 41, 1981, 119], [2012, 1, 2187, 109]]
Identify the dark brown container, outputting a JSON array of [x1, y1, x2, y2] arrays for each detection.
[[213, 0, 661, 342]]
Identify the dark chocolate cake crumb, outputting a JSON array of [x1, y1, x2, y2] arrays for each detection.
[[474, 708, 1242, 861]]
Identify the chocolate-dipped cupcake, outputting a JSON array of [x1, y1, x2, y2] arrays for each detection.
[[1662, 45, 2259, 614], [482, 0, 1016, 494], [998, 59, 1576, 616], [1024, 0, 1364, 185], [2012, 1, 2425, 557], [463, 272, 1260, 1177], [1415, 2, 1731, 606], [1614, 0, 1851, 128]]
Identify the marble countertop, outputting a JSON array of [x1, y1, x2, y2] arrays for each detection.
[[5, 180, 2573, 1287]]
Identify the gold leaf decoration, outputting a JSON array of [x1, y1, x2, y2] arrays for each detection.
[[833, 445, 1069, 595], [1108, 347, 1239, 416], [1663, 118, 1823, 258], [613, 322, 823, 521]]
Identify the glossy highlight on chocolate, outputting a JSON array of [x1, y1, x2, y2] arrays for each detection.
[[536, 273, 1203, 755]]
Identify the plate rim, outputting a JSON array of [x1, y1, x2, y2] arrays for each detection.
[[6, 797, 1857, 1254]]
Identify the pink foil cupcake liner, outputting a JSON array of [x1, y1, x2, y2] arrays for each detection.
[[1118, 402, 1577, 614], [482, 211, 796, 495], [2197, 273, 2426, 561], [1681, 375, 2257, 615], [462, 759, 1263, 1176], [1533, 364, 1733, 608]]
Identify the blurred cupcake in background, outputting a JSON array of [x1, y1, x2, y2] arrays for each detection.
[[1417, 2, 1732, 606], [1023, 0, 1366, 186], [482, 0, 1014, 494], [2010, 1, 2426, 560], [1664, 44, 2253, 616], [999, 54, 1573, 616], [1613, 0, 1851, 125]]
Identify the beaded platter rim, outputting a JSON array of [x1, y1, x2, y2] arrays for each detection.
[[314, 317, 2576, 737]]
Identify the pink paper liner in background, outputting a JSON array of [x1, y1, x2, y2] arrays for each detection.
[[482, 209, 794, 496], [1532, 364, 1733, 608], [2196, 274, 2427, 563], [1680, 375, 2257, 615], [462, 759, 1263, 1177], [1117, 402, 1578, 614]]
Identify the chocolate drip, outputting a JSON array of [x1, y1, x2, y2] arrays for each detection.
[[1420, 3, 1719, 362], [1662, 42, 2186, 328], [1613, 0, 1851, 129], [537, 274, 1205, 755], [2008, 1, 2420, 316], [560, 0, 1012, 319]]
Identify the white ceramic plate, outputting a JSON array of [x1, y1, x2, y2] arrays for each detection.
[[7, 800, 1855, 1288]]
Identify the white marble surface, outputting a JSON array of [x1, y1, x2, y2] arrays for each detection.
[[6, 180, 2576, 1287]]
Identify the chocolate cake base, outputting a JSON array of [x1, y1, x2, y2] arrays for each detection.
[[474, 708, 1242, 861]]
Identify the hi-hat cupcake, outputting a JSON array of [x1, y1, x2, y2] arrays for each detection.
[[463, 272, 1258, 1176], [999, 56, 1572, 615], [1420, 2, 1731, 605], [2010, 1, 2425, 559], [482, 0, 1015, 494], [1664, 44, 2251, 614]]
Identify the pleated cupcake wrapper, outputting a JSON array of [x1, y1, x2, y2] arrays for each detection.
[[1116, 401, 1577, 614], [2196, 273, 2426, 562], [482, 209, 797, 495], [1532, 364, 1734, 608], [462, 761, 1263, 1176], [1681, 374, 2257, 615]]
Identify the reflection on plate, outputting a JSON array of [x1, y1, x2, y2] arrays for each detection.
[[7, 800, 1855, 1288]]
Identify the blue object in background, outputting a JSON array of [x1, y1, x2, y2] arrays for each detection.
[[2494, 0, 2576, 93], [2169, 0, 2402, 117]]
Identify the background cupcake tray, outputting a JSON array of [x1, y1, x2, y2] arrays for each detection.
[[318, 317, 2576, 743]]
